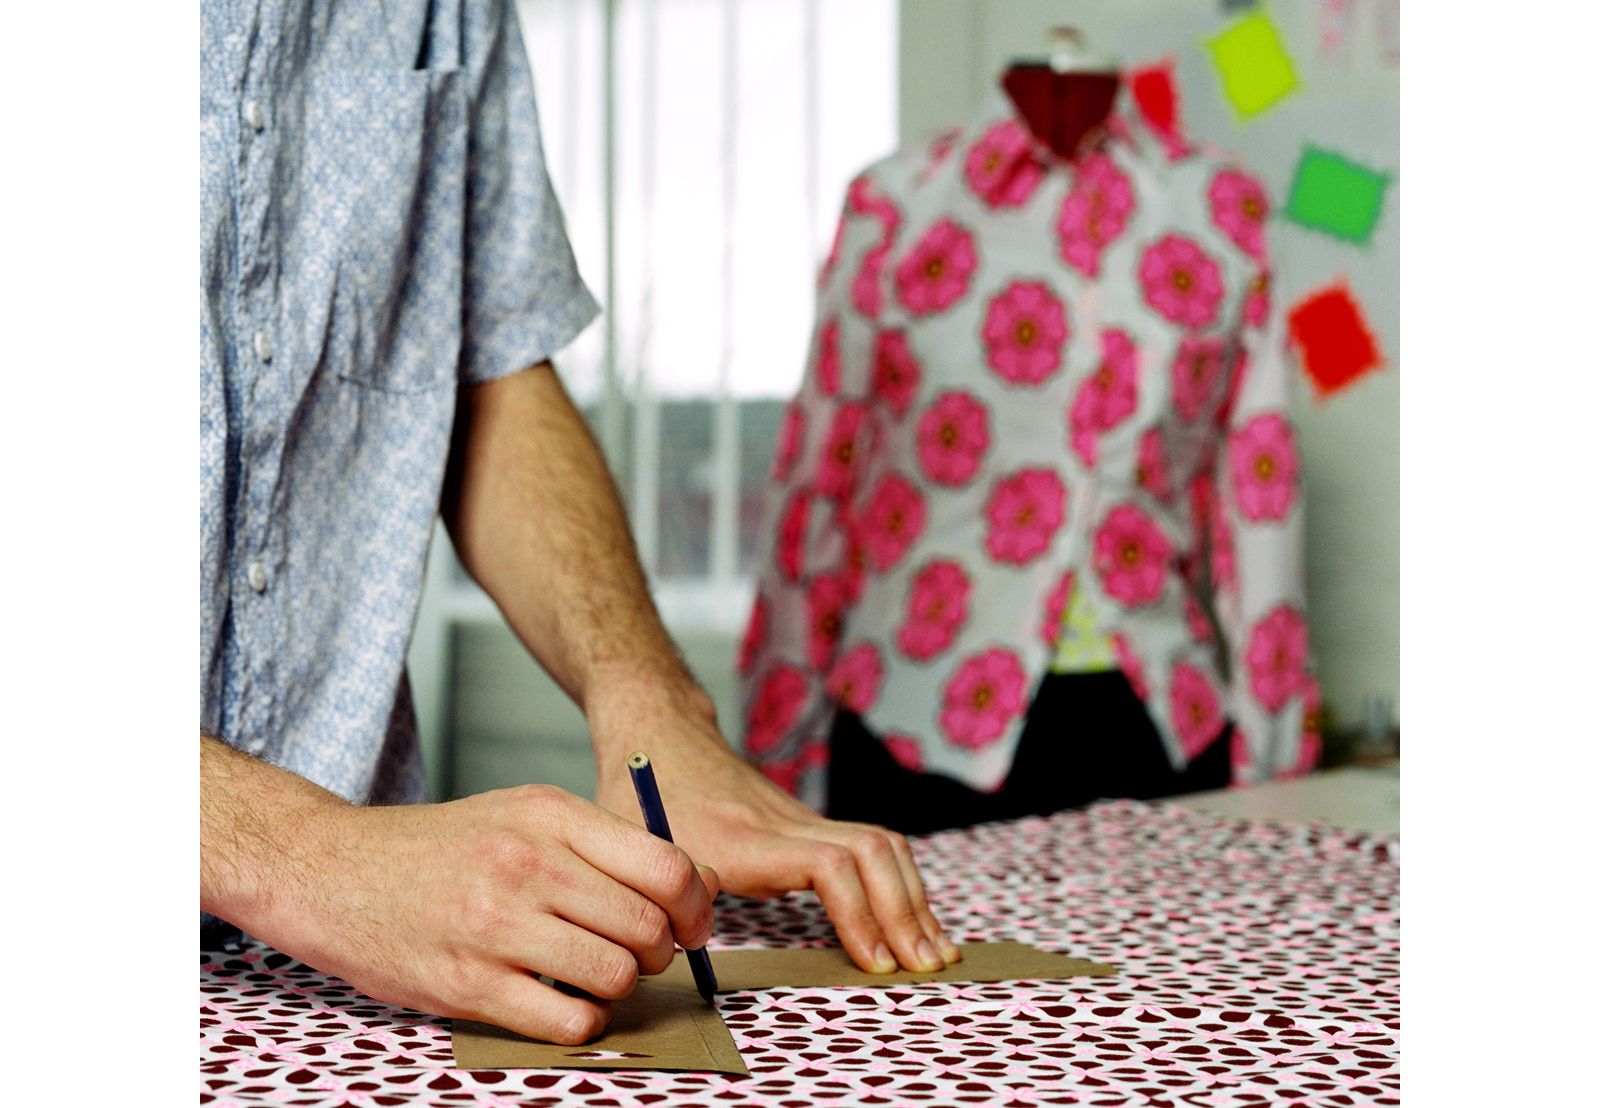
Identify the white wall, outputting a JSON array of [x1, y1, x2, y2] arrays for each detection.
[[896, 0, 1400, 730]]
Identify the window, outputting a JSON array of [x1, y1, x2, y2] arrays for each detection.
[[412, 0, 898, 793]]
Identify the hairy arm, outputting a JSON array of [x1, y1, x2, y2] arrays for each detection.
[[441, 361, 704, 739], [200, 733, 345, 939], [441, 364, 957, 974]]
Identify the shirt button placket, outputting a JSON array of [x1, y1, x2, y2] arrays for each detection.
[[237, 31, 279, 751]]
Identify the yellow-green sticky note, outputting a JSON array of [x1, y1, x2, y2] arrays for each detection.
[[1206, 9, 1298, 121], [1284, 146, 1391, 243]]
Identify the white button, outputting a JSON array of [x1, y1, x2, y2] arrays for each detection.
[[247, 561, 268, 593], [244, 99, 265, 132], [253, 331, 273, 361]]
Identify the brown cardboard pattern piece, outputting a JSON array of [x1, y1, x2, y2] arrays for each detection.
[[656, 939, 1116, 993], [452, 979, 747, 1075], [451, 942, 1114, 1073]]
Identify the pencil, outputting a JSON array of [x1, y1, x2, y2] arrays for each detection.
[[625, 751, 719, 1004]]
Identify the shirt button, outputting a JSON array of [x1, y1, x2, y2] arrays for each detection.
[[253, 331, 273, 361], [244, 99, 265, 132], [247, 561, 269, 593]]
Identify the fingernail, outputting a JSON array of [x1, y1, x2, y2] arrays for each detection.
[[872, 942, 896, 973], [936, 933, 962, 963], [916, 937, 942, 971]]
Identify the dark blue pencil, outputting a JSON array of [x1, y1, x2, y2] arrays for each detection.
[[626, 751, 719, 1004]]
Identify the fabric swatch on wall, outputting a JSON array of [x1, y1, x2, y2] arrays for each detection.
[[1128, 58, 1185, 157], [1287, 283, 1384, 397], [1284, 146, 1391, 243], [1205, 9, 1299, 121]]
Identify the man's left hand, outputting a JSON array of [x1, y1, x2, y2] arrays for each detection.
[[589, 684, 960, 975]]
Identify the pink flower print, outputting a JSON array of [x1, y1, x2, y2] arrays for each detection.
[[896, 559, 972, 661], [805, 573, 852, 671], [840, 516, 867, 602], [1171, 335, 1229, 422], [1040, 569, 1076, 647], [827, 642, 885, 714], [984, 468, 1067, 566], [1229, 412, 1300, 522], [882, 733, 925, 772], [1246, 605, 1310, 713], [1244, 270, 1271, 328], [872, 330, 922, 419], [815, 401, 868, 500], [940, 648, 1029, 750], [894, 219, 978, 316], [1093, 504, 1173, 607], [1138, 234, 1225, 327], [746, 665, 809, 754], [1207, 169, 1270, 260], [776, 490, 812, 581], [1068, 328, 1140, 466], [819, 215, 845, 288], [773, 403, 805, 482], [1168, 662, 1224, 757], [846, 174, 877, 215], [1136, 429, 1174, 501], [817, 318, 842, 396], [738, 593, 768, 675], [1230, 726, 1255, 782], [1111, 633, 1149, 700], [847, 174, 902, 233], [982, 280, 1069, 386], [851, 244, 888, 320], [916, 390, 991, 486], [963, 119, 1045, 209], [858, 473, 927, 572], [918, 127, 963, 185], [1209, 496, 1238, 591], [1286, 674, 1324, 779], [1056, 153, 1137, 277]]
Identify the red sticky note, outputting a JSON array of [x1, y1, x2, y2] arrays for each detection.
[[1128, 59, 1185, 157], [1287, 283, 1384, 397]]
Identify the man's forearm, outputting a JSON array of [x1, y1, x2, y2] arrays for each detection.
[[200, 734, 347, 935], [440, 364, 714, 756]]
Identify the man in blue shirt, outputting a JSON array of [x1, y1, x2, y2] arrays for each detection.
[[199, 0, 957, 1045]]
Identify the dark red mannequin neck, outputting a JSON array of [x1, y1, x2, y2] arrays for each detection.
[[1001, 66, 1120, 161]]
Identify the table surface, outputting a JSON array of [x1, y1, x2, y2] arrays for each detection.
[[201, 790, 1399, 1107], [1168, 763, 1400, 836]]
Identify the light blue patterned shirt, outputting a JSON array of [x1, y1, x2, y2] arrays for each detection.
[[200, 0, 598, 805]]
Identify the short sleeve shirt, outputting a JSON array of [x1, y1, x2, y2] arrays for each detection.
[[199, 0, 598, 803]]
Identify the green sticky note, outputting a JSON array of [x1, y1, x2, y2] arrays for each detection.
[[1283, 147, 1391, 243], [1206, 10, 1299, 121]]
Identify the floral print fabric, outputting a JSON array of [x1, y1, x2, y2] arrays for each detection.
[[741, 87, 1318, 804], [200, 802, 1399, 1107]]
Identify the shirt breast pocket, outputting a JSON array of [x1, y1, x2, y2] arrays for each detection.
[[307, 68, 467, 395]]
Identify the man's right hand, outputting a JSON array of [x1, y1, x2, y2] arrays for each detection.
[[201, 739, 717, 1045]]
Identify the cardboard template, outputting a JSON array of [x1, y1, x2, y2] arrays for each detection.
[[452, 942, 1115, 1075], [453, 979, 748, 1075]]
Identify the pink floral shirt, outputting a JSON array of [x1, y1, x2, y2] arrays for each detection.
[[739, 88, 1320, 807]]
